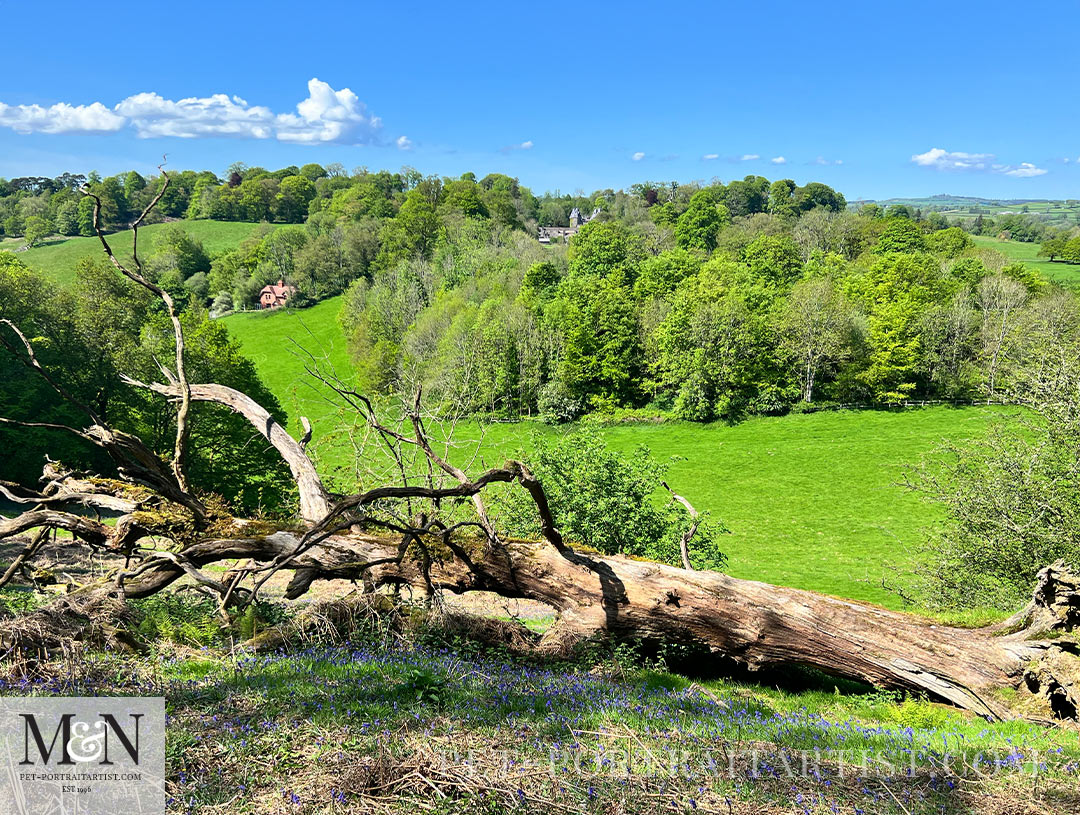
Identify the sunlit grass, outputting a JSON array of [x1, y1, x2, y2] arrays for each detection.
[[10, 221, 281, 285]]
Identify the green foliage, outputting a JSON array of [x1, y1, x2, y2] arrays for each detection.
[[0, 589, 43, 618], [925, 226, 972, 258], [498, 432, 727, 569], [651, 268, 779, 421], [22, 215, 50, 247], [793, 181, 846, 213], [132, 594, 223, 646], [875, 218, 927, 254], [674, 189, 729, 252], [397, 666, 450, 706], [743, 234, 802, 285], [847, 253, 944, 400], [0, 255, 294, 512], [554, 276, 643, 409], [632, 248, 701, 300], [914, 357, 1080, 610], [567, 220, 645, 283]]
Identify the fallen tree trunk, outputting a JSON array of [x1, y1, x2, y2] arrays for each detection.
[[102, 523, 1078, 722]]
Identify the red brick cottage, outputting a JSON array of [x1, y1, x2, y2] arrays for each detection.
[[259, 279, 297, 309]]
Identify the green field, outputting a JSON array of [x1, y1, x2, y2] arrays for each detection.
[[222, 296, 1001, 610], [221, 296, 352, 427], [868, 195, 1080, 229], [971, 234, 1080, 284], [0, 221, 279, 285]]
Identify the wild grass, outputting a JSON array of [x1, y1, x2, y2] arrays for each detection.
[[5, 631, 1077, 814]]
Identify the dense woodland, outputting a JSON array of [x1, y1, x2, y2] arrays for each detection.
[[3, 164, 1080, 432]]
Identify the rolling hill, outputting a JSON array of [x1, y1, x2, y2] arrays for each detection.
[[0, 220, 279, 285]]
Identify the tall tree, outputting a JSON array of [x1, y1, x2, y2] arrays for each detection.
[[779, 277, 861, 402]]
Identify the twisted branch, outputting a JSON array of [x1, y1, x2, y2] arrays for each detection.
[[81, 159, 194, 493]]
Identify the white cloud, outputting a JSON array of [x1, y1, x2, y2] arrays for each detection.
[[116, 92, 275, 139], [770, 156, 787, 165], [632, 152, 645, 161], [274, 78, 381, 143], [0, 79, 382, 145], [740, 153, 760, 161], [814, 156, 843, 166], [0, 101, 125, 134], [500, 139, 533, 153], [396, 135, 413, 151], [702, 153, 719, 160], [911, 147, 1046, 178], [1003, 162, 1048, 178], [911, 147, 993, 171]]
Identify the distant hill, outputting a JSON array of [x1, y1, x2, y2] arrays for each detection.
[[851, 195, 1080, 227]]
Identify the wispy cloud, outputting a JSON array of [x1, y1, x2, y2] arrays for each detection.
[[702, 153, 719, 161], [911, 147, 1046, 178], [396, 135, 413, 151], [770, 156, 787, 165], [1001, 162, 1047, 178], [499, 139, 533, 153], [0, 79, 386, 145], [632, 151, 645, 161], [740, 154, 760, 161], [813, 156, 843, 166], [911, 148, 993, 171]]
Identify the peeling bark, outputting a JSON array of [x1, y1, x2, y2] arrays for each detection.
[[102, 525, 1080, 721]]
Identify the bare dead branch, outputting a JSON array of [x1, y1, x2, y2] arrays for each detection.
[[407, 386, 498, 541], [0, 510, 111, 548], [661, 480, 699, 571], [123, 377, 331, 522], [81, 160, 194, 493], [0, 527, 50, 590], [0, 479, 136, 514]]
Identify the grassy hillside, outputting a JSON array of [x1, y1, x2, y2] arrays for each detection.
[[221, 296, 351, 426], [0, 221, 278, 285], [221, 297, 1000, 609], [972, 234, 1080, 283]]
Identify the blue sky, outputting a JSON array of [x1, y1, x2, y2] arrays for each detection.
[[1, 0, 1077, 201]]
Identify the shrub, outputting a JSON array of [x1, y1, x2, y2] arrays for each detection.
[[911, 359, 1080, 610], [497, 432, 727, 569], [538, 381, 584, 424]]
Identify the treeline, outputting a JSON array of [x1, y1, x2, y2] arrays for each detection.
[[5, 162, 1078, 425], [340, 178, 1077, 422], [0, 164, 335, 240]]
